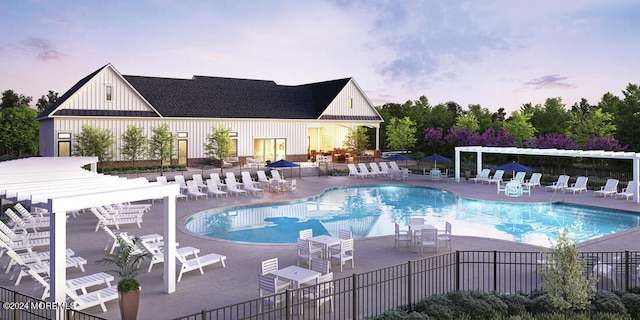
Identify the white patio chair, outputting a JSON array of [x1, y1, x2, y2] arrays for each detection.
[[258, 274, 289, 311], [378, 162, 392, 178], [0, 220, 49, 242], [522, 173, 542, 189], [358, 163, 374, 178], [417, 227, 439, 254], [191, 174, 207, 190], [563, 176, 588, 194], [484, 170, 504, 185], [369, 163, 384, 177], [594, 178, 619, 198], [271, 170, 284, 181], [22, 265, 114, 300], [173, 175, 189, 193], [205, 179, 228, 198], [225, 178, 247, 196], [297, 238, 322, 268], [614, 181, 637, 200], [186, 180, 208, 200], [242, 176, 265, 195], [3, 245, 87, 285], [4, 208, 49, 233], [310, 258, 331, 275], [256, 170, 271, 187], [545, 175, 570, 192], [347, 164, 366, 179], [225, 172, 242, 187], [437, 222, 452, 250], [301, 272, 334, 317], [338, 229, 352, 240], [155, 176, 187, 201], [209, 173, 227, 190], [329, 238, 354, 272], [469, 169, 491, 184], [394, 223, 411, 249], [90, 207, 142, 231]]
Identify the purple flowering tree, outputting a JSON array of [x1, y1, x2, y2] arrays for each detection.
[[525, 134, 578, 150], [584, 134, 628, 151]]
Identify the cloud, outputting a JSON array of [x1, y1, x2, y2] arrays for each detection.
[[524, 75, 576, 90], [23, 37, 63, 61]]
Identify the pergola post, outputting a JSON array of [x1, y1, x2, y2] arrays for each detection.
[[476, 150, 483, 176], [48, 202, 67, 306], [634, 157, 639, 203], [164, 195, 177, 293], [454, 147, 461, 182]]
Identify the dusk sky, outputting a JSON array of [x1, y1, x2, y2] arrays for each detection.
[[1, 0, 638, 114]]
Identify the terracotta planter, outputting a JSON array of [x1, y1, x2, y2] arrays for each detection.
[[119, 290, 140, 320]]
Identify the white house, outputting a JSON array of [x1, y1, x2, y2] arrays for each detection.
[[36, 64, 383, 165]]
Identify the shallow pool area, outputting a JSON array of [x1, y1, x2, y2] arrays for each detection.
[[184, 185, 640, 247]]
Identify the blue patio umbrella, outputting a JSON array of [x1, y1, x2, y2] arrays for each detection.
[[495, 161, 534, 177], [420, 153, 451, 168], [266, 159, 301, 178], [383, 154, 412, 167]]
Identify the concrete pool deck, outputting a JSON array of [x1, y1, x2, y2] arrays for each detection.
[[2, 169, 640, 319]]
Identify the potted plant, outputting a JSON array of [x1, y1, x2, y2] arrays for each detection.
[[461, 156, 473, 180], [96, 236, 150, 320]]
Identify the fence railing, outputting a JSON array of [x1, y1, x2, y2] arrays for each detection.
[[0, 287, 108, 320], [175, 250, 640, 320]]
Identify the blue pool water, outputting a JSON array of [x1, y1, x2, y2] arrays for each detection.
[[184, 185, 640, 247]]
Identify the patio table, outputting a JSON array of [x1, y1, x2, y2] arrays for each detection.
[[310, 235, 342, 259]]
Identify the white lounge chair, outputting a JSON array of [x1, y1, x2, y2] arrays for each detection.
[[256, 170, 271, 187], [22, 264, 114, 300], [0, 220, 49, 242], [614, 181, 637, 200], [241, 176, 265, 195], [522, 173, 542, 189], [186, 180, 208, 200], [3, 244, 74, 274], [100, 224, 161, 254], [65, 284, 118, 313], [347, 164, 366, 179], [0, 233, 49, 258], [358, 163, 374, 178], [225, 172, 242, 188], [3, 245, 87, 285], [209, 173, 227, 190], [545, 175, 570, 192], [191, 174, 207, 190], [205, 179, 228, 198], [13, 204, 50, 224], [225, 178, 247, 196], [594, 179, 619, 198], [369, 163, 384, 177], [176, 250, 226, 282], [378, 162, 392, 178], [155, 176, 187, 201], [173, 175, 189, 194], [271, 170, 284, 181], [141, 239, 200, 273], [90, 207, 142, 231], [4, 208, 49, 233], [564, 176, 588, 194], [389, 161, 401, 171], [511, 172, 526, 184], [469, 169, 491, 184], [484, 170, 504, 185]]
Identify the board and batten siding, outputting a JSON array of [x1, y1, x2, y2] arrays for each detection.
[[58, 67, 155, 113], [50, 117, 308, 160], [321, 79, 380, 118]]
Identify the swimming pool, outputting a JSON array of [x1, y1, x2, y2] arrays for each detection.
[[184, 185, 640, 247]]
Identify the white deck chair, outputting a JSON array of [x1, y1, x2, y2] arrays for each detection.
[[205, 179, 228, 198], [271, 170, 284, 181], [156, 176, 187, 201], [209, 173, 227, 189], [0, 233, 49, 258], [0, 220, 49, 242], [394, 223, 411, 249], [564, 176, 588, 194], [369, 163, 384, 177], [347, 164, 361, 178], [614, 181, 636, 200], [389, 161, 401, 171], [258, 273, 289, 311], [13, 204, 50, 224], [484, 170, 504, 185], [297, 238, 321, 267], [242, 176, 265, 195], [358, 163, 374, 178], [90, 207, 142, 231], [225, 172, 242, 187], [100, 224, 161, 254], [3, 245, 87, 285], [417, 227, 439, 254], [469, 169, 491, 184], [4, 245, 74, 274], [22, 265, 113, 300], [378, 162, 392, 178], [173, 175, 189, 193], [437, 222, 452, 250], [191, 174, 207, 190], [545, 175, 570, 192], [186, 180, 208, 200], [65, 284, 119, 313], [4, 208, 49, 233], [256, 170, 271, 187], [225, 178, 247, 196], [176, 250, 226, 282], [594, 179, 619, 198], [141, 239, 200, 273], [511, 172, 526, 184], [522, 173, 542, 189], [241, 171, 253, 184]]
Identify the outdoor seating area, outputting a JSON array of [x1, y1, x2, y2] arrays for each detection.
[[404, 218, 454, 254]]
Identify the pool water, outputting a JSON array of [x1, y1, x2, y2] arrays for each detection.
[[184, 185, 640, 247]]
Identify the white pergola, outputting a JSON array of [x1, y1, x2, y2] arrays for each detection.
[[454, 146, 640, 202], [0, 157, 181, 308]]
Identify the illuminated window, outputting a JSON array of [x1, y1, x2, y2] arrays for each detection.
[[348, 97, 353, 109]]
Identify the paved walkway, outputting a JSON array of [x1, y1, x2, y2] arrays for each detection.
[[2, 169, 639, 319]]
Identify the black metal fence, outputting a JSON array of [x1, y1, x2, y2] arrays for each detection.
[[0, 287, 107, 320], [175, 250, 640, 320]]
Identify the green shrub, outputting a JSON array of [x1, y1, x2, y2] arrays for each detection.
[[590, 291, 627, 315], [526, 293, 555, 315], [469, 291, 508, 317], [496, 292, 528, 316], [414, 295, 454, 319], [374, 308, 409, 320], [621, 293, 640, 319]]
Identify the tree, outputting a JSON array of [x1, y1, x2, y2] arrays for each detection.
[[530, 97, 571, 136], [203, 125, 233, 172], [539, 229, 597, 319], [385, 117, 417, 151], [343, 126, 369, 156], [452, 114, 480, 133], [36, 90, 58, 112], [503, 111, 536, 146], [148, 124, 174, 175], [468, 104, 493, 133], [0, 105, 39, 156], [567, 108, 616, 147], [612, 83, 640, 151], [121, 125, 148, 167], [73, 125, 114, 171], [0, 89, 32, 110]]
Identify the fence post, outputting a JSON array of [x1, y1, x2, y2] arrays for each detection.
[[352, 274, 358, 320], [407, 261, 412, 311], [286, 289, 292, 320], [624, 250, 630, 292], [493, 250, 498, 291], [455, 251, 460, 292], [201, 309, 207, 320]]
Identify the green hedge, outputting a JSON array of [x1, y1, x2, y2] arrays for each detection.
[[371, 289, 640, 320], [102, 165, 187, 174]]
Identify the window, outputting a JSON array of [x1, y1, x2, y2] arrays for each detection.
[[106, 85, 113, 101], [348, 97, 353, 109]]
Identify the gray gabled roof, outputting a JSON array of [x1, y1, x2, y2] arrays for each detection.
[[37, 64, 377, 121]]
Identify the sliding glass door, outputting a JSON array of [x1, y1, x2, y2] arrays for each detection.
[[254, 138, 286, 162]]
